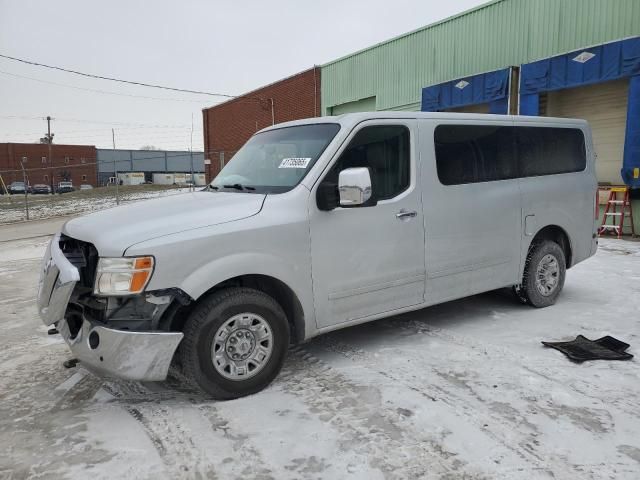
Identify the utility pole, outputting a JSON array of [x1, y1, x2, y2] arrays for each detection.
[[112, 128, 120, 205], [270, 98, 275, 125], [20, 157, 29, 220], [46, 116, 54, 193]]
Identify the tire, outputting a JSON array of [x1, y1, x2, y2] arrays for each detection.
[[518, 240, 566, 308], [179, 287, 289, 400]]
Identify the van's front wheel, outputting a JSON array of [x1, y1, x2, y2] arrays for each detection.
[[179, 287, 289, 400], [517, 240, 566, 308]]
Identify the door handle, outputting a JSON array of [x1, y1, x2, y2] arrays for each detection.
[[396, 210, 417, 219]]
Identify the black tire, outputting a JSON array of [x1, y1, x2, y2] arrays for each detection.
[[179, 287, 289, 400], [518, 240, 566, 308]]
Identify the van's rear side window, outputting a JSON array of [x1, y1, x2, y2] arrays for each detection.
[[516, 127, 586, 177], [434, 124, 586, 185], [434, 125, 515, 185]]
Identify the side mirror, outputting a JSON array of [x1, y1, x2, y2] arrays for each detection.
[[338, 167, 374, 207]]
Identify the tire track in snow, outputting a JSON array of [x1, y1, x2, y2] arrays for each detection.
[[279, 347, 480, 480], [310, 336, 556, 476], [310, 332, 633, 479], [123, 403, 218, 479], [85, 380, 211, 478], [100, 379, 274, 479], [396, 319, 640, 414]]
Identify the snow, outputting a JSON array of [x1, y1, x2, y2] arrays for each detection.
[[0, 236, 639, 479]]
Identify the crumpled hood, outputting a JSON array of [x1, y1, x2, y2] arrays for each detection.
[[63, 191, 265, 256]]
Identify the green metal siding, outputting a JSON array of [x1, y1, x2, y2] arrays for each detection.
[[330, 96, 377, 115], [321, 0, 640, 114]]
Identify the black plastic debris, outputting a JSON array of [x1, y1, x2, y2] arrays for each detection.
[[63, 358, 79, 369], [542, 335, 633, 362]]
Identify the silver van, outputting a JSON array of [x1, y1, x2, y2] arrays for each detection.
[[37, 112, 598, 399]]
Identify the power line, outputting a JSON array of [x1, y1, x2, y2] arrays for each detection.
[[0, 53, 237, 98], [0, 114, 196, 129], [0, 126, 197, 138], [0, 70, 221, 104]]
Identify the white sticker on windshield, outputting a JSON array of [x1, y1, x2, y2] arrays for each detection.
[[278, 157, 312, 169]]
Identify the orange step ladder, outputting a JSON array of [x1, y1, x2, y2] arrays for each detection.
[[598, 187, 636, 239]]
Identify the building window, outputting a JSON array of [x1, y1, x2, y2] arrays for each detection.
[[80, 157, 86, 164], [44, 174, 49, 182], [41, 156, 47, 164], [82, 175, 87, 181], [21, 156, 27, 163], [65, 156, 70, 164]]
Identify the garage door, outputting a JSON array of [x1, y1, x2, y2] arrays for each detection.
[[446, 103, 490, 114], [546, 79, 629, 185], [330, 96, 376, 115]]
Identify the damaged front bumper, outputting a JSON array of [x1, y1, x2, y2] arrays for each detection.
[[37, 234, 183, 381]]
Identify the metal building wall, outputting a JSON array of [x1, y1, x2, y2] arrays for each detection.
[[321, 0, 640, 113], [97, 149, 205, 174]]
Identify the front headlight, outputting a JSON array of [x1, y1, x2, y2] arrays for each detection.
[[94, 256, 154, 296]]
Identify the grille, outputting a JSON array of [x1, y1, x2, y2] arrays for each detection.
[[59, 235, 99, 289]]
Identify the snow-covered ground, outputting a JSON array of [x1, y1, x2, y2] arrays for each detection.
[[0, 187, 190, 224], [0, 235, 639, 479]]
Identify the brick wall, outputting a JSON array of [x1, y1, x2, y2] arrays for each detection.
[[202, 67, 321, 180], [0, 143, 98, 189]]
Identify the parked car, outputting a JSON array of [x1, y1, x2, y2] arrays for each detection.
[[32, 184, 52, 195], [56, 181, 75, 194], [37, 112, 598, 400], [79, 184, 93, 191], [8, 181, 26, 194]]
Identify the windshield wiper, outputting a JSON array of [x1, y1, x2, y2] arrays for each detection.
[[223, 184, 256, 191]]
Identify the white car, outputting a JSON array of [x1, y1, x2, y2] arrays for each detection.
[[37, 112, 598, 399]]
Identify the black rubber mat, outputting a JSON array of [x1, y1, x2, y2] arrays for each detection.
[[542, 335, 634, 362]]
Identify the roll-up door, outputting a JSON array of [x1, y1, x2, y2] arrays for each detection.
[[546, 79, 628, 185]]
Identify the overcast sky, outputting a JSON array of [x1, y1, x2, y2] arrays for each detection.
[[0, 0, 485, 151]]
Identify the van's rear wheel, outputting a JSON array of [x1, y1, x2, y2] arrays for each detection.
[[517, 240, 566, 308], [180, 287, 289, 400]]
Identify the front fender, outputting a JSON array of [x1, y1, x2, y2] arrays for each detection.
[[179, 252, 316, 334]]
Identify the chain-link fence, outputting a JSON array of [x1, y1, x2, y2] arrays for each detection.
[[0, 150, 239, 224]]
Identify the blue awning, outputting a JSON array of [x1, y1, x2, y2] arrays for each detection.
[[520, 37, 640, 95], [421, 68, 509, 112]]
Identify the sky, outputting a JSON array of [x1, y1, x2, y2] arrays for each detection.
[[0, 0, 486, 152]]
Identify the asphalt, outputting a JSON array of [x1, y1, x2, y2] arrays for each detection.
[[0, 216, 72, 242]]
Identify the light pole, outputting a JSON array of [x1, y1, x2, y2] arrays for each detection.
[[20, 157, 29, 220], [46, 116, 54, 197]]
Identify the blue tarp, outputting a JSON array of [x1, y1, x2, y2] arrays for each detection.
[[622, 76, 640, 188], [520, 37, 640, 95], [421, 69, 509, 113]]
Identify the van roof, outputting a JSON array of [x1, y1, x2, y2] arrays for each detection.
[[260, 111, 589, 133]]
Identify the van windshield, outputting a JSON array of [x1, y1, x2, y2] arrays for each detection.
[[209, 123, 340, 194]]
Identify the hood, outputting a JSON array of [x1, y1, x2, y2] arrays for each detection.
[[63, 191, 265, 256]]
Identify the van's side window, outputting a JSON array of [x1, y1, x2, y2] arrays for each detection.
[[516, 127, 586, 177], [434, 125, 515, 185], [434, 125, 586, 185], [329, 125, 410, 200]]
